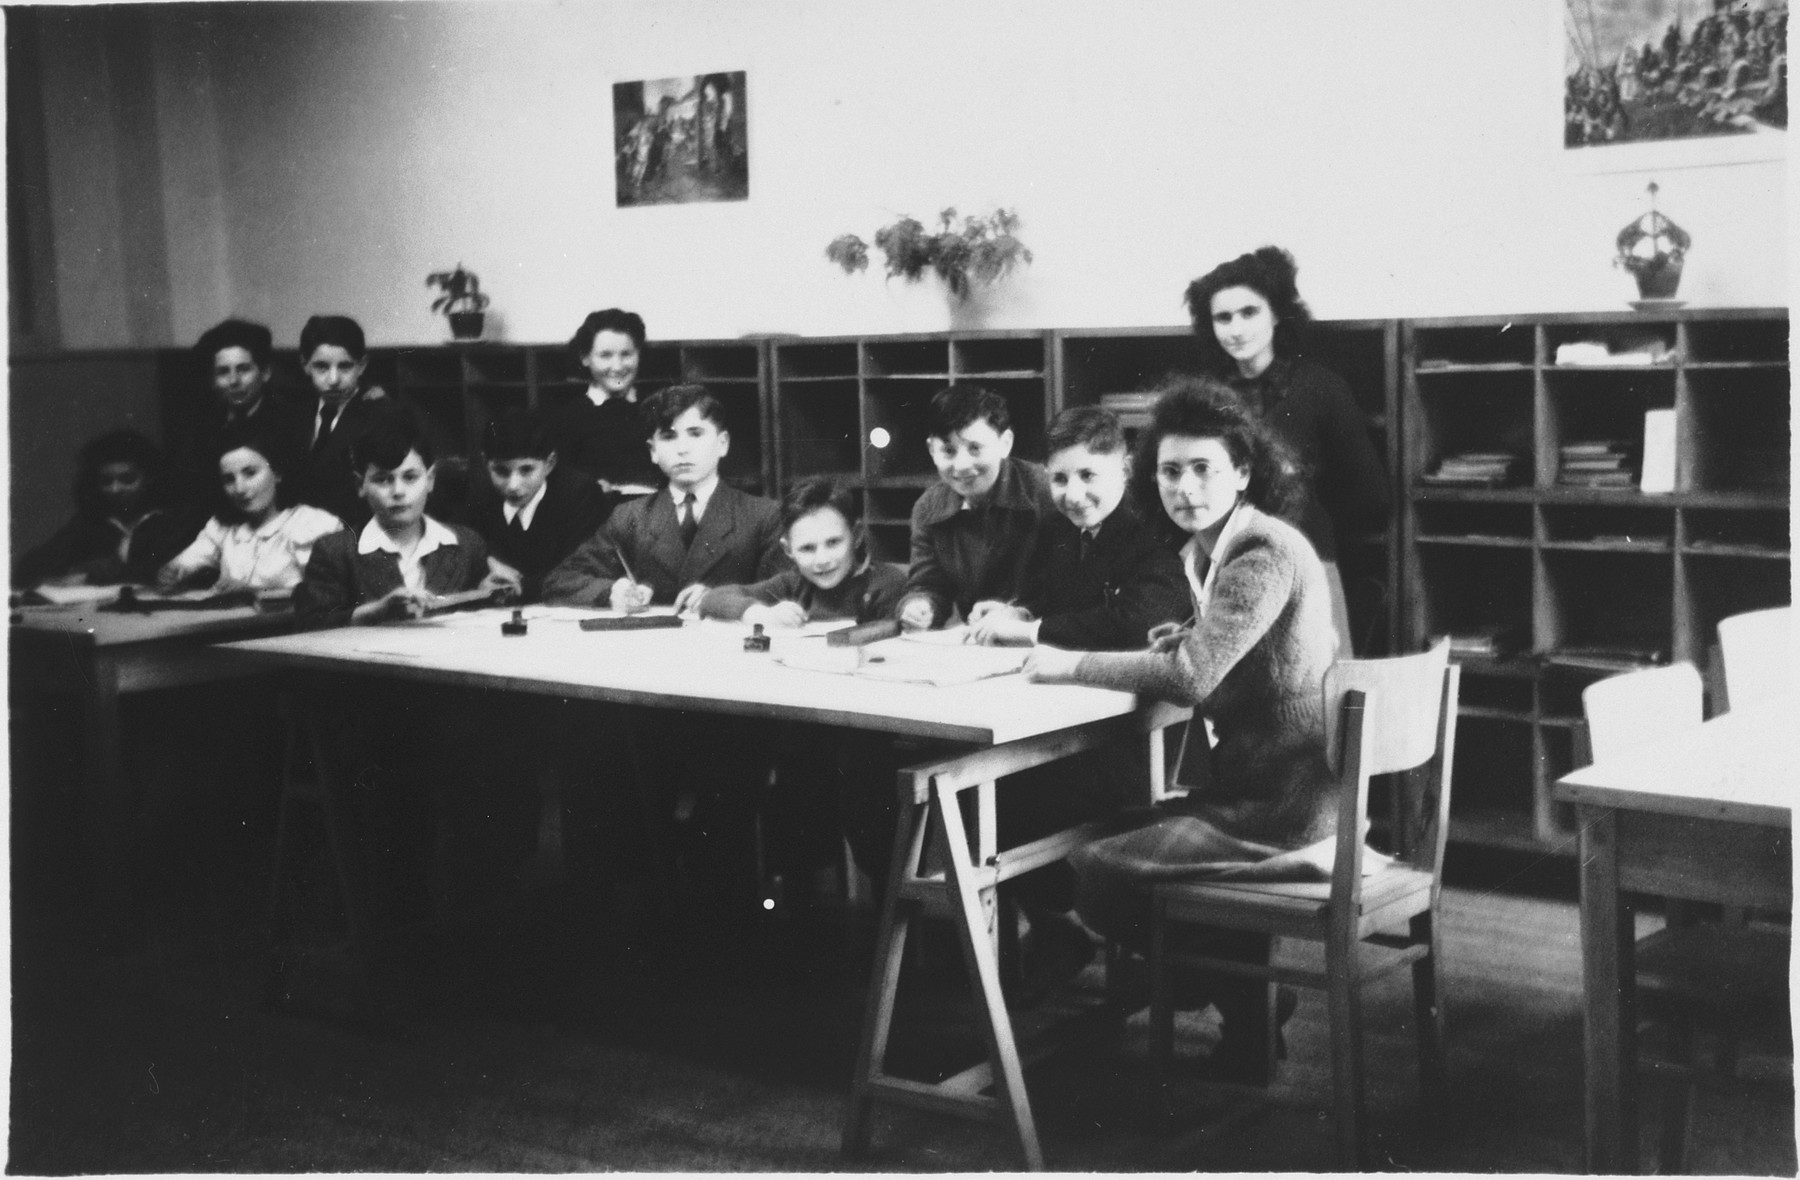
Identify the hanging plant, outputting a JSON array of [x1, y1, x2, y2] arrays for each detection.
[[827, 208, 1032, 300]]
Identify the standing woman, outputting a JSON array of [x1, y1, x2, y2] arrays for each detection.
[[1185, 246, 1389, 655], [550, 308, 663, 517], [1023, 378, 1337, 1082]]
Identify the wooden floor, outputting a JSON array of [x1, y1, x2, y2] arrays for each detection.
[[8, 831, 1794, 1174]]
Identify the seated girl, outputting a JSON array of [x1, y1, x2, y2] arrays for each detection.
[[13, 429, 203, 589], [156, 427, 344, 594], [696, 477, 906, 625], [1023, 376, 1339, 1082]]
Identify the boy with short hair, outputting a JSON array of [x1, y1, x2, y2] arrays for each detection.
[[894, 384, 1055, 631], [542, 383, 786, 609], [295, 417, 510, 627], [467, 409, 607, 603], [967, 405, 1188, 649]]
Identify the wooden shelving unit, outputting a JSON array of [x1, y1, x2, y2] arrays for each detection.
[[1400, 308, 1791, 854], [769, 331, 1053, 562]]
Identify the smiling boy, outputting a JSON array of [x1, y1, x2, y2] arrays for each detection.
[[894, 384, 1054, 631], [542, 384, 786, 610], [967, 405, 1187, 649]]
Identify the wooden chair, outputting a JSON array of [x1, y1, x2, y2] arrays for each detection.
[[1581, 661, 1792, 1172], [1718, 605, 1793, 712], [1143, 639, 1458, 1169]]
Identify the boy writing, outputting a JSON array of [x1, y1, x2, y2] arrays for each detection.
[[894, 384, 1055, 631], [295, 418, 513, 626], [466, 409, 607, 603], [543, 383, 786, 609], [967, 405, 1187, 648]]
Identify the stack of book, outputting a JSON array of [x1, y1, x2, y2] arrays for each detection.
[[1558, 440, 1635, 488], [1421, 452, 1522, 487], [1441, 625, 1524, 659], [1099, 391, 1157, 432]]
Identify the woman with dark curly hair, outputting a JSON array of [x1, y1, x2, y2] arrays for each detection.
[[1023, 377, 1337, 1082], [13, 429, 203, 588], [1185, 246, 1389, 655], [548, 308, 663, 515]]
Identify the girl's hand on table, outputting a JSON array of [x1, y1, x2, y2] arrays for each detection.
[[966, 612, 1036, 646]]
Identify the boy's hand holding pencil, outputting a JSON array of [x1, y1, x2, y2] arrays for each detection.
[[609, 577, 655, 613]]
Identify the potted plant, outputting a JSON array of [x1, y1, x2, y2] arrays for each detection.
[[1614, 182, 1690, 303], [427, 264, 491, 340], [827, 207, 1032, 300]]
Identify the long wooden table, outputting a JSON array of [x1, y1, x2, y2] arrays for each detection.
[[10, 600, 297, 913], [222, 607, 1187, 1170], [1553, 695, 1795, 1174]]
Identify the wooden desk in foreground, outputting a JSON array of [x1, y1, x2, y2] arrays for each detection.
[[223, 608, 1187, 1170], [1554, 696, 1795, 1174], [10, 601, 297, 912]]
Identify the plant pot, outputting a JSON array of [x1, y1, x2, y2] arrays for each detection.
[[448, 311, 485, 340], [1633, 257, 1683, 300]]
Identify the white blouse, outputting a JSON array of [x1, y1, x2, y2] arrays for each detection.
[[168, 504, 345, 592]]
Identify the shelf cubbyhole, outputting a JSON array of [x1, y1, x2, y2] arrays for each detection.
[[866, 519, 913, 564], [1539, 665, 1612, 730], [1058, 334, 1202, 406], [953, 337, 1043, 377], [1414, 501, 1532, 545], [776, 343, 858, 379], [1411, 325, 1534, 368], [1459, 670, 1535, 720], [1447, 715, 1536, 821], [864, 340, 948, 378], [636, 345, 685, 385], [865, 487, 925, 531], [682, 345, 760, 383], [1684, 318, 1790, 365], [1540, 550, 1674, 664], [864, 380, 938, 481], [779, 381, 861, 480], [1685, 372, 1791, 493], [529, 346, 580, 387], [1541, 504, 1672, 551], [710, 384, 763, 489], [407, 389, 468, 461], [395, 349, 463, 386], [1413, 373, 1534, 480], [1338, 543, 1392, 657], [1682, 507, 1789, 559], [1416, 547, 1532, 653], [982, 376, 1048, 461], [1684, 556, 1791, 658], [1544, 320, 1676, 361], [1304, 327, 1392, 422], [462, 351, 529, 386]]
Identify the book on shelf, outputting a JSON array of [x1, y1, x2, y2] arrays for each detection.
[[1439, 626, 1525, 659], [1639, 409, 1676, 494], [1542, 645, 1669, 671], [1422, 451, 1523, 487]]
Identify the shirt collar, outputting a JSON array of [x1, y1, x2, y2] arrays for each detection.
[[502, 481, 549, 528], [357, 514, 458, 556], [107, 507, 163, 534], [1181, 501, 1251, 612], [669, 474, 719, 518], [586, 385, 637, 408]]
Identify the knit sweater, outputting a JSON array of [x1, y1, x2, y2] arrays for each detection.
[[1070, 504, 1337, 848]]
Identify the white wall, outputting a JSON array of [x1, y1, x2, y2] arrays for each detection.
[[28, 0, 1791, 349]]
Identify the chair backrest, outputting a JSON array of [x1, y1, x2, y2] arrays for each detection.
[[1718, 606, 1793, 711], [1326, 639, 1459, 902], [1581, 662, 1703, 765]]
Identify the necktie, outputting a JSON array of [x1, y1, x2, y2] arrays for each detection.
[[1079, 527, 1096, 564], [679, 495, 698, 549], [507, 510, 528, 540], [312, 402, 340, 457]]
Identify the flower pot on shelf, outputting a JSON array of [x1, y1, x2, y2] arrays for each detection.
[[1633, 258, 1682, 301], [448, 311, 485, 340]]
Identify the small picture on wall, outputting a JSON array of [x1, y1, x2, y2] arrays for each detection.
[[614, 71, 748, 207], [1562, 0, 1785, 165]]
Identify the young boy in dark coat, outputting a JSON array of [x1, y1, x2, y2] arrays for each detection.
[[464, 409, 607, 603]]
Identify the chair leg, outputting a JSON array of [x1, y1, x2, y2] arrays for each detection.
[[1656, 1019, 1698, 1174], [1326, 929, 1366, 1170], [1410, 909, 1447, 1104], [1150, 899, 1175, 1073]]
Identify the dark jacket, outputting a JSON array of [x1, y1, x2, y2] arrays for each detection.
[[461, 466, 608, 603], [1225, 356, 1390, 562], [294, 521, 490, 628], [296, 388, 439, 530], [901, 457, 1055, 627], [13, 506, 205, 588], [698, 561, 908, 624], [542, 482, 787, 607], [543, 393, 662, 490], [1020, 508, 1189, 651]]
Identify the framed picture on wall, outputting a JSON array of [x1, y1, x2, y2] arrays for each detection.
[[614, 71, 749, 207], [1556, 0, 1786, 171]]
